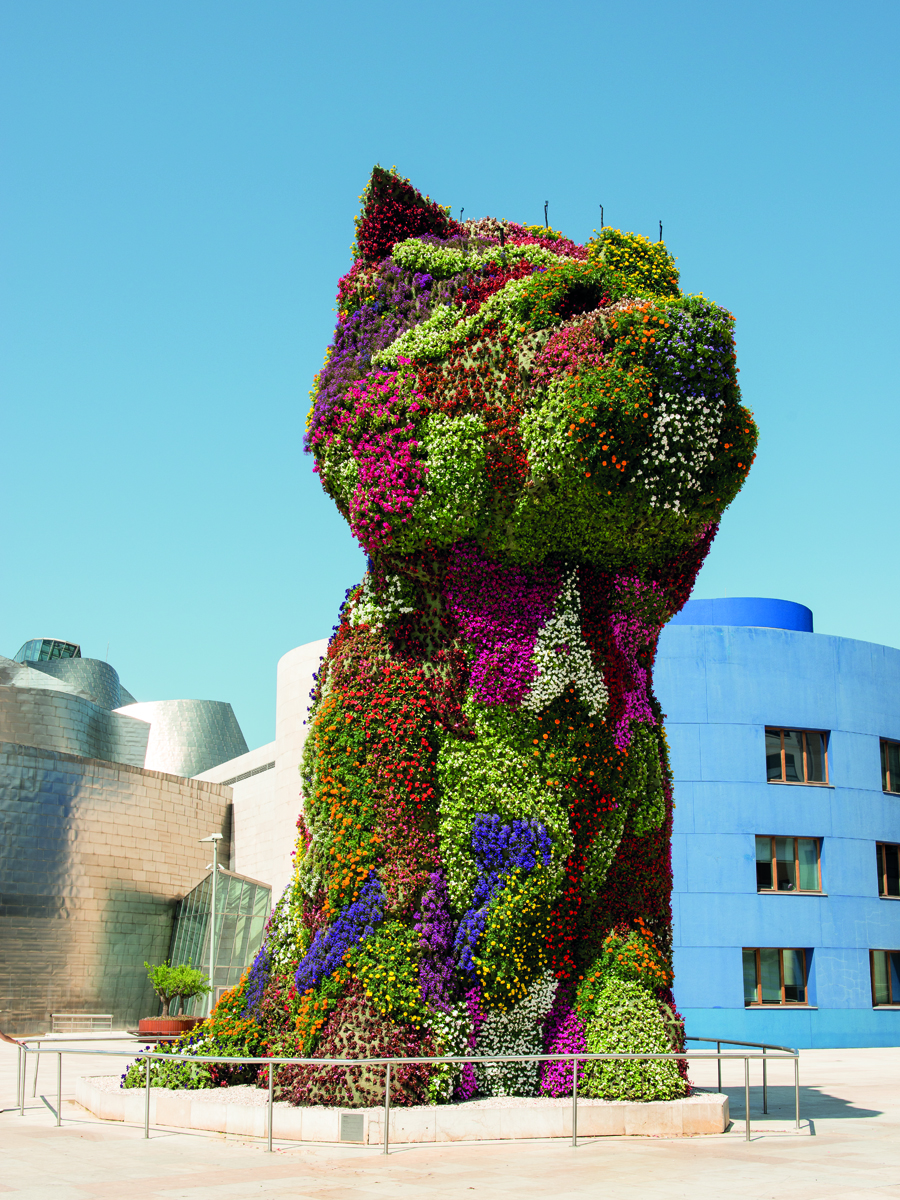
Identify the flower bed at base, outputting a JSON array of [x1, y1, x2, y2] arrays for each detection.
[[121, 165, 756, 1108]]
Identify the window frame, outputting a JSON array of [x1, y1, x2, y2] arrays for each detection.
[[870, 949, 900, 1006], [743, 947, 809, 1007], [765, 727, 830, 786], [881, 739, 900, 795], [755, 835, 822, 894], [876, 842, 900, 899]]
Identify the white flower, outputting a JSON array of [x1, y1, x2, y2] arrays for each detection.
[[523, 571, 609, 717], [475, 970, 558, 1096]]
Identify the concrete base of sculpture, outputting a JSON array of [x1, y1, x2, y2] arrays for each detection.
[[75, 1076, 730, 1141]]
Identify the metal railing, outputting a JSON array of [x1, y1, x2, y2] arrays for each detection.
[[13, 1038, 800, 1151], [687, 1035, 799, 1118]]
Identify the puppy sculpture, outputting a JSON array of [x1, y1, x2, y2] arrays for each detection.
[[248, 167, 757, 1106]]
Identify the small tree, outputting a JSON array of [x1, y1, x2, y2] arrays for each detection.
[[144, 961, 178, 1018], [170, 963, 211, 1015]]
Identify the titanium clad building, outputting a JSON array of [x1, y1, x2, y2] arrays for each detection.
[[0, 639, 255, 1035]]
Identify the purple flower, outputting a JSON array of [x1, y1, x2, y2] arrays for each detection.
[[294, 871, 384, 994], [454, 815, 551, 973]]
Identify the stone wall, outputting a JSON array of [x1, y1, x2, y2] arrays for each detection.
[[0, 742, 232, 1035]]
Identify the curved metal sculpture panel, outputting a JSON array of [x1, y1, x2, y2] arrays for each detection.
[[116, 699, 249, 778]]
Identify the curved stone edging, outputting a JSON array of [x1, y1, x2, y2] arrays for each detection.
[[75, 1076, 730, 1142]]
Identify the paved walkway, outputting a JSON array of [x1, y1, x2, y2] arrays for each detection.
[[2, 1039, 899, 1198]]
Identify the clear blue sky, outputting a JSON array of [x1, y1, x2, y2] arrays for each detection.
[[2, 1, 898, 750]]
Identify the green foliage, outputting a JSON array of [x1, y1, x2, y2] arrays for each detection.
[[580, 977, 685, 1101], [588, 228, 680, 298], [144, 961, 178, 1017], [436, 701, 573, 913], [169, 963, 211, 1013]]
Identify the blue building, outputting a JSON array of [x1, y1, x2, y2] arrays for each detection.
[[656, 598, 900, 1048]]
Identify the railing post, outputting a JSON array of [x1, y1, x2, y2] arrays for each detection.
[[762, 1045, 767, 1114], [16, 1044, 22, 1112], [382, 1062, 391, 1155], [717, 1041, 722, 1093], [744, 1056, 750, 1142], [20, 1047, 26, 1117], [56, 1052, 62, 1127], [32, 1039, 41, 1097], [144, 1055, 151, 1139], [571, 1055, 578, 1147], [794, 1054, 800, 1131], [267, 1061, 274, 1153]]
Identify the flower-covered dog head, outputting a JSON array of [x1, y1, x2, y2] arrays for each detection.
[[307, 165, 756, 581]]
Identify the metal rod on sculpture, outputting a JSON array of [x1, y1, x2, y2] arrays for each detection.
[[56, 1052, 62, 1127], [659, 220, 663, 242], [544, 201, 549, 228], [744, 1057, 751, 1142], [267, 1061, 274, 1152], [382, 1061, 391, 1155], [600, 203, 604, 228]]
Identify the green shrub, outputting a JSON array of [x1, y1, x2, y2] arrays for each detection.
[[580, 977, 685, 1101]]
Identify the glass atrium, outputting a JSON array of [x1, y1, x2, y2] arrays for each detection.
[[169, 868, 271, 1011], [14, 638, 82, 663]]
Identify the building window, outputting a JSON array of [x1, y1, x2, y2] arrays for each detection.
[[756, 836, 821, 892], [870, 950, 900, 1006], [743, 948, 808, 1005], [881, 740, 900, 794], [765, 728, 829, 784], [876, 843, 900, 898]]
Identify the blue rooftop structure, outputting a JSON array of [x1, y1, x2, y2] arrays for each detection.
[[656, 598, 900, 1048]]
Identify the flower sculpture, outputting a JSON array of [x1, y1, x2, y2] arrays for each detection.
[[244, 166, 756, 1106]]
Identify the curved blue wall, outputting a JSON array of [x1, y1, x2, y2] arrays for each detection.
[[669, 597, 813, 632], [656, 602, 900, 1048]]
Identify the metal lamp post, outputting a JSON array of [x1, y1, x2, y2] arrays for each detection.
[[200, 834, 223, 1016]]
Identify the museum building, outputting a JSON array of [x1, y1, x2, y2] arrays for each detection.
[[656, 598, 900, 1048]]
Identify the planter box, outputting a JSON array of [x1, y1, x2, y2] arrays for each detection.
[[75, 1075, 730, 1142], [137, 1017, 204, 1037]]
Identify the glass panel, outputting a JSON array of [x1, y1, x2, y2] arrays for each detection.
[[766, 730, 783, 781], [887, 743, 900, 794], [877, 844, 886, 896], [742, 949, 758, 1005], [782, 950, 806, 1002], [253, 884, 271, 918], [775, 838, 796, 891], [760, 948, 781, 1003], [798, 839, 819, 891], [756, 837, 773, 889], [805, 732, 826, 783], [887, 846, 900, 899], [890, 953, 900, 1005], [783, 731, 803, 782], [873, 951, 890, 1005], [883, 742, 891, 792]]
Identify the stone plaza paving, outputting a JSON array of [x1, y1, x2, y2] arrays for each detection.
[[2, 1039, 899, 1199]]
